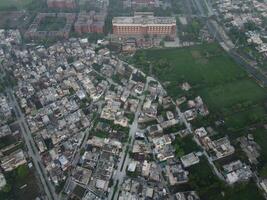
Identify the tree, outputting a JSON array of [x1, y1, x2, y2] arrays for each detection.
[[17, 165, 29, 179], [2, 184, 11, 193]]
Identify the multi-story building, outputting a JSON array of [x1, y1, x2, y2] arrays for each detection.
[[74, 11, 106, 34], [0, 149, 27, 172], [112, 13, 176, 38]]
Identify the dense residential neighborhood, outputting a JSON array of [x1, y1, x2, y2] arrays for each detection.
[[0, 0, 267, 200]]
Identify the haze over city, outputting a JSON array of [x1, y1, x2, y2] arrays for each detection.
[[0, 0, 267, 200]]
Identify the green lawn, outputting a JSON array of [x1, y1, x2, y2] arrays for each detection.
[[224, 105, 267, 130], [137, 43, 247, 86], [199, 79, 266, 113]]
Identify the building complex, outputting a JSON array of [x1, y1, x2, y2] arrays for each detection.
[[112, 13, 176, 38]]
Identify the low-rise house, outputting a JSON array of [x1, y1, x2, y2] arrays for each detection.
[[118, 178, 167, 200], [237, 135, 260, 164], [175, 191, 200, 200], [147, 124, 163, 137], [0, 149, 27, 171], [194, 127, 208, 138], [180, 153, 200, 168], [152, 135, 172, 149], [201, 136, 235, 160], [0, 125, 12, 139], [132, 140, 151, 161], [166, 163, 189, 185], [0, 173, 6, 190], [156, 145, 175, 162], [72, 166, 92, 185], [223, 160, 252, 184]]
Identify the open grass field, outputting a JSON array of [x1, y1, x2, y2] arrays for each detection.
[[138, 44, 247, 86], [133, 43, 267, 131], [0, 0, 34, 10]]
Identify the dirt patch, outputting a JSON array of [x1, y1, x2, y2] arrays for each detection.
[[191, 50, 201, 59], [196, 58, 208, 65]]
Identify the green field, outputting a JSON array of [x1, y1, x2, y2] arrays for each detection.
[[133, 43, 267, 131], [0, 0, 34, 10]]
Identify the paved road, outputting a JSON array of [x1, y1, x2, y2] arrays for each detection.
[[108, 76, 151, 200], [6, 89, 57, 200]]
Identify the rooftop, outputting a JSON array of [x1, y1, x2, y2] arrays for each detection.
[[112, 15, 176, 25]]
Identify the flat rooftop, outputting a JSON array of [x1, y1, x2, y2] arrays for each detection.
[[112, 15, 176, 25]]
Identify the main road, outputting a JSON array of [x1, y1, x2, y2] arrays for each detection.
[[6, 89, 57, 200]]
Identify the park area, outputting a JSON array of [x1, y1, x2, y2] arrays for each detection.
[[133, 43, 267, 133]]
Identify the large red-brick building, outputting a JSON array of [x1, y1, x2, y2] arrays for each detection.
[[74, 11, 106, 34], [112, 13, 176, 38]]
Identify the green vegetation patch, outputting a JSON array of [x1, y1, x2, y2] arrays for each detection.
[[0, 164, 41, 200], [199, 79, 266, 112], [172, 135, 200, 156], [224, 105, 267, 131]]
